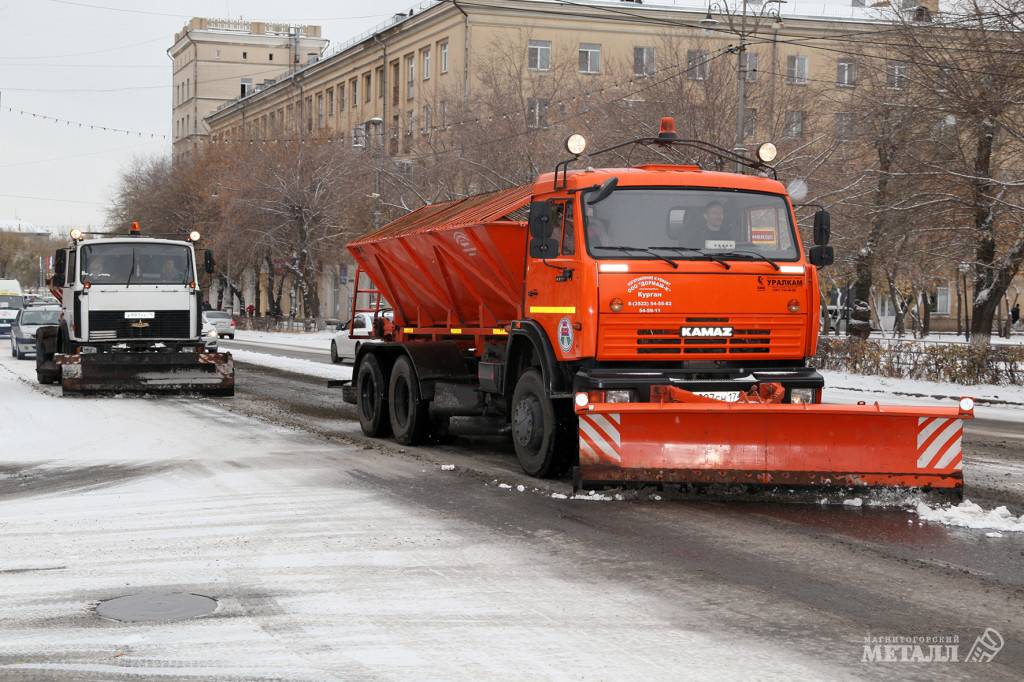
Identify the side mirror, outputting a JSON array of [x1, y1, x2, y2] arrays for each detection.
[[204, 250, 215, 274], [809, 245, 834, 268], [586, 176, 619, 205], [813, 210, 831, 245], [52, 249, 67, 288], [528, 200, 556, 239], [529, 238, 559, 259]]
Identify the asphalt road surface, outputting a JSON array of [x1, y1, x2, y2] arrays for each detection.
[[2, 348, 1022, 680]]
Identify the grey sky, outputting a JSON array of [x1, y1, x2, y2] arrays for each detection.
[[0, 0, 421, 229]]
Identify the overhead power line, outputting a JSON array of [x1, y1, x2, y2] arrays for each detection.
[[2, 104, 169, 139]]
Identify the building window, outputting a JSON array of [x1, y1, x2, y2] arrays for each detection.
[[391, 61, 400, 105], [307, 53, 319, 65], [422, 47, 431, 80], [786, 55, 808, 84], [406, 55, 415, 99], [743, 108, 757, 140], [242, 51, 247, 60], [527, 98, 549, 129], [339, 84, 345, 111], [633, 46, 656, 76], [784, 110, 804, 138], [327, 90, 334, 117], [835, 112, 855, 141], [439, 100, 448, 129], [305, 96, 313, 132], [687, 50, 709, 80], [350, 78, 358, 107], [269, 53, 274, 61], [376, 66, 384, 98], [741, 52, 758, 82], [887, 61, 907, 89], [578, 43, 601, 74], [240, 78, 252, 98], [528, 40, 551, 71], [406, 109, 415, 136], [439, 41, 449, 73], [352, 125, 366, 148], [317, 93, 324, 129], [364, 73, 372, 103], [422, 104, 432, 134], [928, 286, 951, 315], [837, 58, 857, 86]]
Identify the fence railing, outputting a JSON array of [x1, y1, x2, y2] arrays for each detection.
[[814, 337, 1024, 385]]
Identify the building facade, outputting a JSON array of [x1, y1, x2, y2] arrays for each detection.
[[168, 18, 327, 158]]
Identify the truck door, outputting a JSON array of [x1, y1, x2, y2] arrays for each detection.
[[524, 197, 586, 361]]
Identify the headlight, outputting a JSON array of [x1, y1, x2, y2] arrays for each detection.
[[605, 389, 635, 404], [756, 142, 778, 163], [790, 388, 815, 404]]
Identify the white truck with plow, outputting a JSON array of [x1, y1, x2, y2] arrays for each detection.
[[35, 225, 234, 395]]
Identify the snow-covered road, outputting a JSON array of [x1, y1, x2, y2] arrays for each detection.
[[3, 352, 1024, 680]]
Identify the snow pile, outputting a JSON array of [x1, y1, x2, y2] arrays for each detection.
[[821, 370, 1024, 406], [440, 464, 455, 471], [230, 348, 352, 380], [842, 497, 863, 507], [914, 500, 1024, 533], [233, 329, 334, 350]]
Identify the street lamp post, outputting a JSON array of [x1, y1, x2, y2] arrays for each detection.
[[701, 1, 785, 171]]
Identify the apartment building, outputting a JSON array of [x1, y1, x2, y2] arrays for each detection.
[[201, 0, 941, 155], [168, 17, 327, 157]]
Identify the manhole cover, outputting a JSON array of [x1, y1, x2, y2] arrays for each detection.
[[96, 592, 217, 622]]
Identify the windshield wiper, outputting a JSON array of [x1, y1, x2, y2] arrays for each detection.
[[712, 250, 781, 271], [649, 246, 731, 270], [593, 245, 678, 269]]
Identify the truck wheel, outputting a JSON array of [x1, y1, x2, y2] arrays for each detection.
[[511, 368, 573, 478], [388, 355, 430, 445], [330, 341, 340, 364], [356, 353, 391, 438], [36, 367, 59, 385]]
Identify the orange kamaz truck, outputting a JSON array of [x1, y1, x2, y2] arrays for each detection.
[[342, 118, 972, 493]]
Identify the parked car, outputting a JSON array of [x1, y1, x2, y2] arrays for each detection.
[[0, 279, 24, 338], [9, 305, 60, 359], [202, 310, 236, 339], [330, 311, 391, 364]]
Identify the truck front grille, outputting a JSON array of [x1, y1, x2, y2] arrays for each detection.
[[88, 311, 190, 340], [599, 316, 804, 360]]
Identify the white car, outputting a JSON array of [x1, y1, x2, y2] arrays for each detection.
[[330, 311, 390, 364], [202, 321, 219, 351], [202, 310, 236, 339]]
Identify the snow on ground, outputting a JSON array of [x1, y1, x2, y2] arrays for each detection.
[[821, 369, 1024, 405], [232, 329, 333, 351], [229, 347, 352, 381], [0, 356, 844, 680], [914, 500, 1024, 533]]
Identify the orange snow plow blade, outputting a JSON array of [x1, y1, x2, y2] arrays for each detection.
[[574, 389, 973, 492]]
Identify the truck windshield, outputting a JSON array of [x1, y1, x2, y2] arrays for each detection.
[[0, 295, 24, 309], [80, 243, 193, 285], [583, 188, 799, 261]]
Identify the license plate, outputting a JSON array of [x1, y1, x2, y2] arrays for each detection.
[[124, 312, 155, 319], [694, 391, 740, 402]]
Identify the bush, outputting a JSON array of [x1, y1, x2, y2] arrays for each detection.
[[814, 338, 1024, 385]]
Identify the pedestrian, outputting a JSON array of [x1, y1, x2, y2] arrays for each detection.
[[246, 303, 255, 318], [1012, 302, 1020, 329]]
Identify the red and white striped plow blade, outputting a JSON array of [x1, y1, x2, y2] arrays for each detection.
[[574, 400, 972, 491]]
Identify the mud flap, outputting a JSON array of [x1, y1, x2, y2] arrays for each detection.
[[57, 352, 235, 395], [575, 397, 973, 492]]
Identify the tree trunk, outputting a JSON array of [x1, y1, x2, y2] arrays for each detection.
[[921, 291, 931, 337], [849, 140, 895, 340], [216, 274, 226, 310]]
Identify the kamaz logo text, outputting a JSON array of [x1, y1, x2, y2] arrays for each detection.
[[680, 326, 733, 337]]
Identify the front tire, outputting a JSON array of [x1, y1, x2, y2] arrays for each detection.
[[356, 353, 391, 437], [330, 341, 340, 364], [388, 355, 431, 446], [510, 368, 574, 477]]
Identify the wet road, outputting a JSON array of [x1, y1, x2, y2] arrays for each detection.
[[2, 350, 1023, 680]]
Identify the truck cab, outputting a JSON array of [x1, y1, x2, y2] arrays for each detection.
[[522, 164, 828, 405], [52, 234, 205, 349]]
